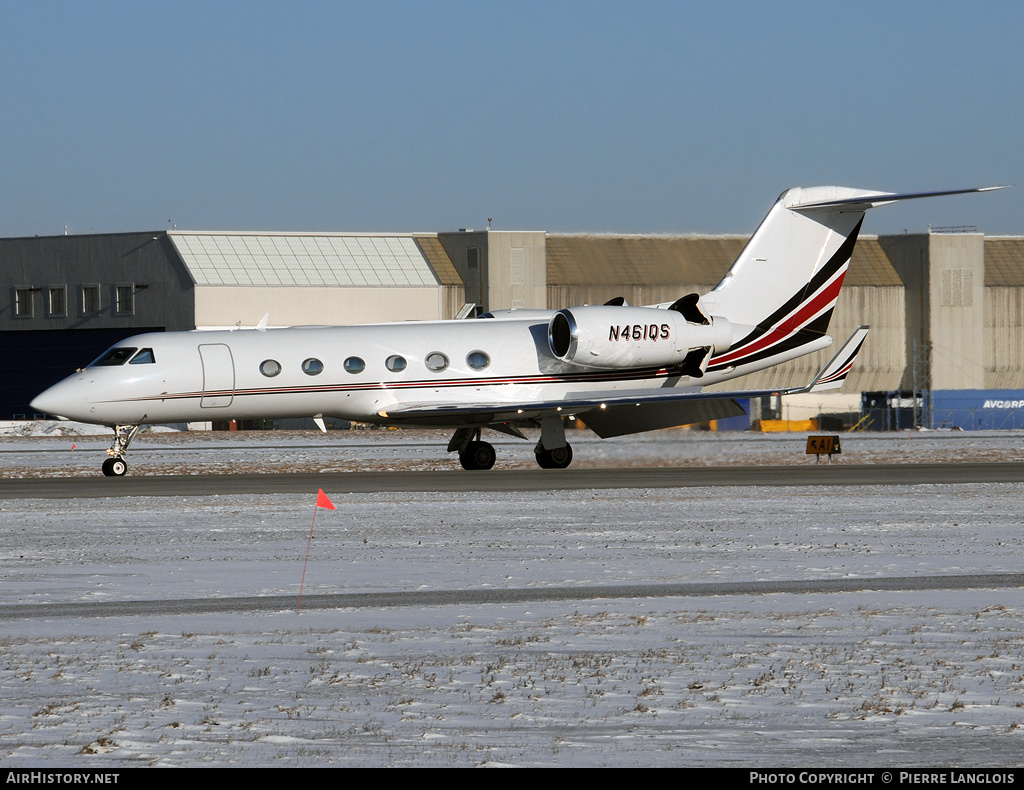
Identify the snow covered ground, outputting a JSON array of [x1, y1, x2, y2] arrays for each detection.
[[1, 427, 1023, 766]]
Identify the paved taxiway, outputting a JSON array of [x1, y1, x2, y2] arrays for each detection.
[[3, 460, 1024, 498], [3, 573, 1023, 622]]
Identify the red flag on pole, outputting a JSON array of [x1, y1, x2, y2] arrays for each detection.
[[300, 489, 336, 612], [316, 489, 335, 510]]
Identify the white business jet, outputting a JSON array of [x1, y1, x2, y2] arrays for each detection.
[[31, 185, 1001, 476]]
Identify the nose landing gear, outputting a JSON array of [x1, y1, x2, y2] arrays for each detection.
[[102, 456, 128, 477], [102, 424, 140, 477]]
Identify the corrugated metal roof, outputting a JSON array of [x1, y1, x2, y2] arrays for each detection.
[[845, 238, 902, 287], [547, 235, 746, 286], [414, 236, 462, 286], [984, 238, 1024, 286], [547, 234, 901, 288], [168, 232, 442, 288]]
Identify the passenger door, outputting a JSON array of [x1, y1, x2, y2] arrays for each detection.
[[198, 343, 235, 408]]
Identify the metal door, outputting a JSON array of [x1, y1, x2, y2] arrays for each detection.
[[198, 344, 235, 408]]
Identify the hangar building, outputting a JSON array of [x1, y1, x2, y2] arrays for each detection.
[[3, 224, 1024, 430]]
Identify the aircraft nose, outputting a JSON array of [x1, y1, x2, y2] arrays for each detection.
[[31, 378, 82, 420]]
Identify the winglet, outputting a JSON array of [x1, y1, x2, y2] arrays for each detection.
[[799, 326, 870, 393]]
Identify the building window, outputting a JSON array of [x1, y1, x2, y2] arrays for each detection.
[[48, 286, 67, 317], [14, 287, 36, 318], [115, 283, 135, 315], [81, 284, 101, 314], [467, 247, 481, 269], [941, 269, 973, 307]]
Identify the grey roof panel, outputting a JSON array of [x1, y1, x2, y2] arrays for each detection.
[[169, 232, 442, 288]]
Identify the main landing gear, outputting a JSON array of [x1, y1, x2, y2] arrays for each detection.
[[461, 440, 497, 471], [448, 427, 497, 470], [534, 414, 572, 469], [102, 424, 140, 477], [535, 443, 573, 469], [447, 416, 574, 470]]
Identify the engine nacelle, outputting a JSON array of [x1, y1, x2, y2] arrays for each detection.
[[548, 305, 733, 371]]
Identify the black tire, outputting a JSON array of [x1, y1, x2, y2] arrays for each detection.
[[535, 443, 573, 469], [459, 441, 496, 470], [102, 457, 128, 477]]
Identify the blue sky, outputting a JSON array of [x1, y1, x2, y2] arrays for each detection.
[[1, 1, 1020, 237]]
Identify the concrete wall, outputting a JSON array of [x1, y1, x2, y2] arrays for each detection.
[[985, 287, 1024, 389], [484, 231, 546, 310], [193, 286, 449, 328], [927, 233, 985, 390], [437, 230, 546, 313], [437, 231, 489, 313]]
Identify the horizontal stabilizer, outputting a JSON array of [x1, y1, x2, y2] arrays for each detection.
[[798, 326, 870, 394], [790, 186, 1006, 212]]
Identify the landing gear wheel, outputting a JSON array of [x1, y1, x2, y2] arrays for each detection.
[[102, 457, 128, 477], [535, 443, 572, 469], [459, 440, 496, 470]]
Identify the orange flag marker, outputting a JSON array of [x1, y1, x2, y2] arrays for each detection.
[[299, 489, 335, 611], [316, 489, 335, 510]]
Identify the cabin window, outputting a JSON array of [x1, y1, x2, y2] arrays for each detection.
[[425, 352, 449, 372], [130, 348, 156, 365], [93, 347, 137, 367], [302, 358, 324, 376], [260, 359, 282, 377], [467, 350, 490, 371], [385, 355, 407, 372], [344, 356, 365, 374]]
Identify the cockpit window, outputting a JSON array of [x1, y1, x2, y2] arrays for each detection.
[[129, 348, 155, 365], [92, 347, 138, 367]]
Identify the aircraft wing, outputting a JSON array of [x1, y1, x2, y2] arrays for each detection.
[[375, 326, 870, 437]]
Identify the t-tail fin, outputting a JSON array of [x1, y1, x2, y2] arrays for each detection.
[[701, 186, 1003, 376]]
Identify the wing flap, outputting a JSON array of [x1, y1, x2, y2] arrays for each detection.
[[582, 398, 746, 438]]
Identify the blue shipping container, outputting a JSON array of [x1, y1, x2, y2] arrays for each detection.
[[929, 390, 1024, 430]]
